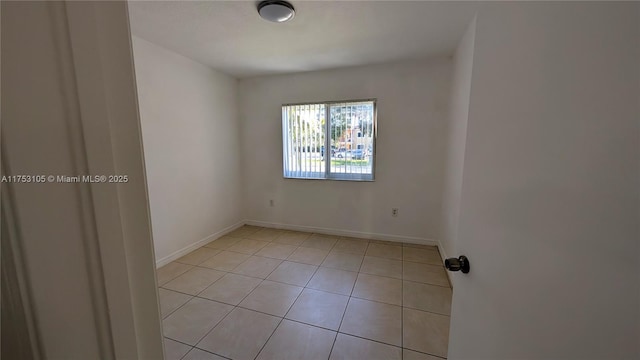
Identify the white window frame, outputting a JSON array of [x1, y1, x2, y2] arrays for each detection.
[[282, 99, 377, 181]]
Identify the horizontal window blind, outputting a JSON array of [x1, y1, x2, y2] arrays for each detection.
[[282, 100, 375, 181]]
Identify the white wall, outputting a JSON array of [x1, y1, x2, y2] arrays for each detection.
[[448, 3, 640, 359], [440, 17, 476, 265], [132, 37, 244, 264], [239, 60, 451, 243]]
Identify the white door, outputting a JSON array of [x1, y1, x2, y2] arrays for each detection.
[[445, 3, 640, 359], [2, 1, 163, 358]]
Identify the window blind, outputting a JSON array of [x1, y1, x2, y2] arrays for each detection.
[[282, 100, 375, 181]]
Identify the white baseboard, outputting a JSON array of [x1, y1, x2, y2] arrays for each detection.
[[437, 240, 448, 262], [155, 220, 245, 268], [156, 219, 441, 268], [245, 219, 438, 247], [437, 239, 454, 288]]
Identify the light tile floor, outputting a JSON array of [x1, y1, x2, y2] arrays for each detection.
[[158, 226, 452, 360]]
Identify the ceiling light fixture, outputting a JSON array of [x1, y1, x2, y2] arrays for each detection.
[[257, 0, 295, 23]]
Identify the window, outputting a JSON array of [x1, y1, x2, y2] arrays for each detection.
[[282, 99, 376, 181]]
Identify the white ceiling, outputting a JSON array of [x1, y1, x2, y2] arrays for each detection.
[[128, 1, 479, 78]]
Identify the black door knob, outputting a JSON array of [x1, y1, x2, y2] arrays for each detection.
[[445, 255, 470, 274]]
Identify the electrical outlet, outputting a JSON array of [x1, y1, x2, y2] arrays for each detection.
[[269, 199, 274, 207], [392, 208, 399, 217]]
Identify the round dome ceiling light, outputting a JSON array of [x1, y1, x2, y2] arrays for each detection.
[[258, 0, 295, 23]]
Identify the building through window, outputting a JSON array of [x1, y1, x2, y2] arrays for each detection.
[[282, 100, 376, 181]]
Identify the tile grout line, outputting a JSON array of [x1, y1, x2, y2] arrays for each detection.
[[187, 301, 234, 351], [294, 235, 341, 360], [252, 272, 310, 360], [280, 316, 341, 333], [190, 273, 266, 357], [199, 237, 306, 360], [178, 343, 232, 360], [403, 346, 448, 360], [193, 238, 445, 281], [285, 235, 338, 301], [165, 334, 234, 360], [260, 240, 328, 349], [327, 238, 371, 359], [157, 265, 193, 287], [168, 244, 355, 301], [177, 347, 191, 360], [160, 292, 194, 320], [168, 226, 269, 357], [173, 301, 401, 347], [160, 227, 450, 359], [162, 272, 452, 329], [160, 262, 235, 321], [358, 265, 451, 289], [179, 237, 285, 357], [332, 332, 403, 353]]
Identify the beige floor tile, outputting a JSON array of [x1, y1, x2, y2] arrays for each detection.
[[301, 234, 338, 250], [307, 267, 357, 295], [360, 256, 402, 279], [164, 338, 191, 360], [254, 243, 298, 259], [366, 243, 403, 260], [163, 297, 233, 345], [403, 262, 450, 287], [176, 248, 221, 266], [197, 308, 280, 360], [287, 246, 329, 266], [403, 308, 450, 358], [163, 267, 226, 295], [204, 236, 241, 250], [339, 236, 369, 242], [370, 239, 401, 245], [273, 231, 311, 245], [321, 251, 363, 272], [227, 225, 261, 238], [403, 281, 452, 315], [247, 228, 282, 241], [239, 280, 303, 316], [339, 298, 402, 346], [157, 232, 453, 360], [256, 320, 336, 360], [329, 333, 401, 360], [352, 273, 402, 305], [199, 251, 250, 271], [403, 349, 443, 360], [226, 239, 270, 255], [182, 348, 226, 360], [403, 247, 442, 265], [285, 288, 349, 330], [231, 256, 282, 279], [199, 273, 262, 305], [371, 241, 404, 250], [266, 261, 318, 286], [158, 288, 192, 318], [157, 262, 193, 286], [333, 238, 369, 255], [403, 242, 438, 250]]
